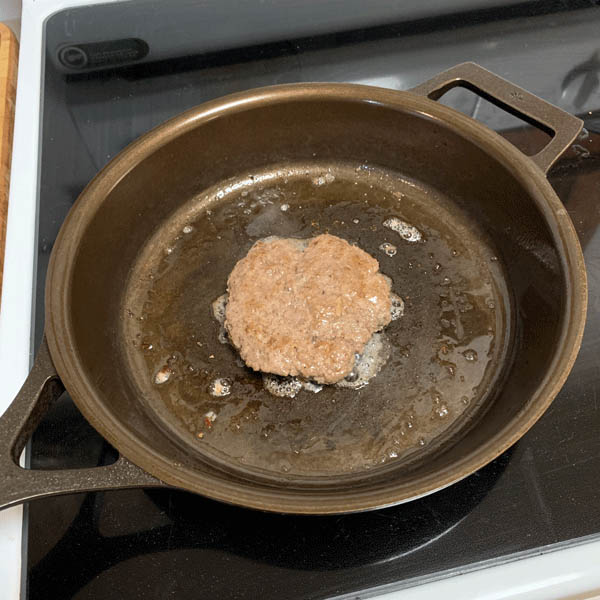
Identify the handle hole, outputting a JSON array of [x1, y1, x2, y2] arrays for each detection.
[[26, 391, 119, 470], [435, 84, 554, 156]]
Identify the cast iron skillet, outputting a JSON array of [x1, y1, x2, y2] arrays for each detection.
[[0, 63, 587, 514]]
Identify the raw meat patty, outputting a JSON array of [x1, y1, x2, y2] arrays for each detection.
[[225, 234, 392, 384]]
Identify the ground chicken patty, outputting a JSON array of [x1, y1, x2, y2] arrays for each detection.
[[225, 234, 392, 384]]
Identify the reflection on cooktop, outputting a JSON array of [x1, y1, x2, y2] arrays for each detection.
[[28, 452, 510, 599]]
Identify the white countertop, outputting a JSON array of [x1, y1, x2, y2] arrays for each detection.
[[1, 2, 599, 599]]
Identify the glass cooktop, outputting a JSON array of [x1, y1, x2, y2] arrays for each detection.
[[26, 1, 600, 598]]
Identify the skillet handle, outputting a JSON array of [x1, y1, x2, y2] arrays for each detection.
[[0, 337, 164, 511], [410, 62, 583, 174]]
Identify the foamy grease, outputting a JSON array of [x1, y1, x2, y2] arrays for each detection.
[[212, 294, 228, 325], [337, 332, 391, 390], [383, 217, 422, 242], [262, 374, 303, 398], [210, 378, 232, 397], [390, 293, 404, 320], [262, 374, 324, 398]]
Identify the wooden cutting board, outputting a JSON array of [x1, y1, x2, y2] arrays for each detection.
[[0, 23, 18, 304]]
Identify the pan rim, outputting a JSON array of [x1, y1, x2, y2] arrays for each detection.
[[44, 82, 587, 514]]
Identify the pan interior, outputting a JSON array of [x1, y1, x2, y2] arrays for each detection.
[[123, 160, 511, 483]]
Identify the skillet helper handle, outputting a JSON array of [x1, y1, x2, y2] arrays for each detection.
[[0, 337, 163, 511], [410, 62, 583, 173]]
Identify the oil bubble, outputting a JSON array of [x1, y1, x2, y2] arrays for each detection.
[[463, 349, 478, 362], [379, 242, 397, 257]]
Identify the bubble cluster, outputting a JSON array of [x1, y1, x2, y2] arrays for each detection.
[[262, 374, 303, 398], [312, 173, 336, 186], [390, 293, 405, 321], [436, 403, 449, 418], [212, 294, 228, 325], [210, 378, 232, 397], [383, 217, 422, 242]]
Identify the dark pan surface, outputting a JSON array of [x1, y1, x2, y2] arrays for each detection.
[[124, 161, 511, 482]]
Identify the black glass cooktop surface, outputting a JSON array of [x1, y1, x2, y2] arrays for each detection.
[[26, 2, 600, 598]]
